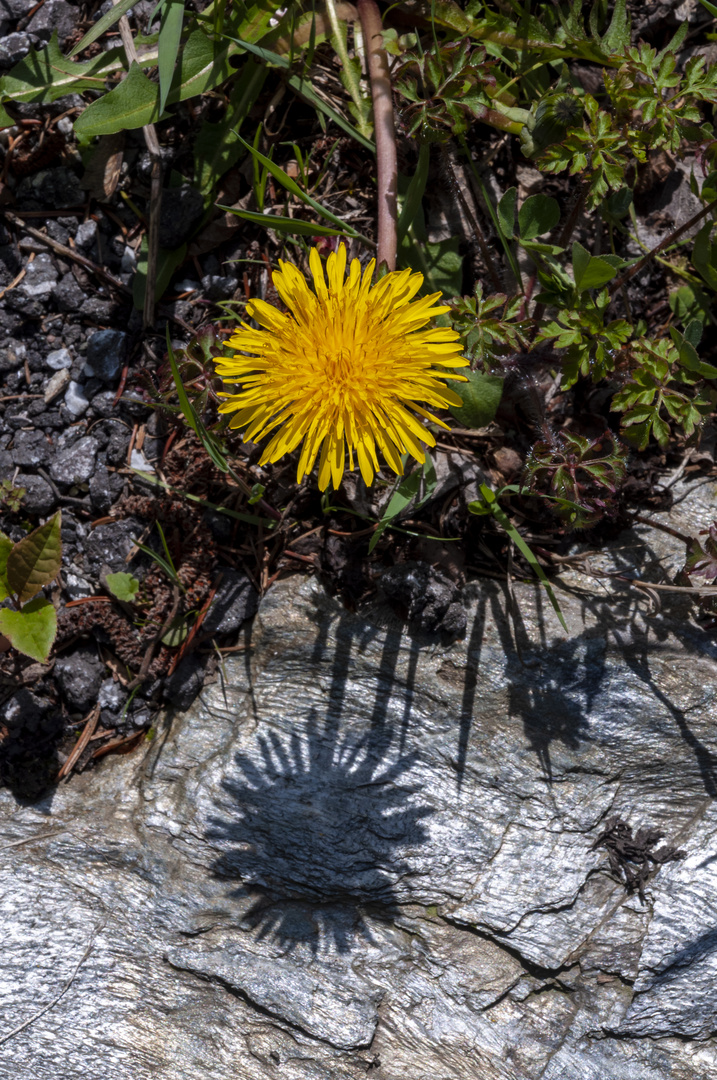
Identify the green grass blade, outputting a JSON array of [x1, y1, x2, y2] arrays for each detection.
[[166, 328, 230, 473], [397, 143, 430, 245], [158, 0, 185, 115], [155, 519, 178, 579], [135, 541, 179, 584], [218, 206, 344, 236], [69, 0, 135, 57], [475, 485, 567, 631]]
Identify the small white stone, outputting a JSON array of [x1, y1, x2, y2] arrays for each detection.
[[64, 379, 90, 417], [98, 678, 124, 711], [130, 448, 155, 473], [46, 347, 72, 370], [64, 570, 94, 600], [44, 367, 71, 404], [75, 220, 98, 249]]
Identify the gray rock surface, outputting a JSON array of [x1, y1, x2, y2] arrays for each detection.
[[49, 435, 98, 486], [3, 481, 717, 1078], [202, 569, 258, 636], [12, 472, 57, 515]]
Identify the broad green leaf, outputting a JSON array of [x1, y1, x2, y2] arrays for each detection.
[[684, 319, 703, 347], [446, 370, 503, 429], [6, 511, 62, 604], [518, 194, 560, 240], [669, 327, 717, 379], [170, 25, 234, 103], [158, 0, 186, 115], [219, 206, 344, 236], [161, 613, 190, 647], [0, 595, 57, 663], [74, 61, 164, 137], [572, 241, 617, 291], [75, 28, 234, 137], [692, 222, 717, 291], [497, 187, 518, 239], [69, 0, 136, 57], [133, 239, 187, 310], [399, 233, 463, 297], [106, 572, 140, 603], [1, 32, 123, 105], [397, 143, 430, 244], [0, 103, 14, 130], [600, 0, 630, 54], [0, 531, 13, 603]]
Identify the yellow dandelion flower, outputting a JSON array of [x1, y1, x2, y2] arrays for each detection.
[[214, 243, 468, 491]]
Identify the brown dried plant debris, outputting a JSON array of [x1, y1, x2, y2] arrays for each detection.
[[57, 480, 218, 684], [592, 816, 685, 903]]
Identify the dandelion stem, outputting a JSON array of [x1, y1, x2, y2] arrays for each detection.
[[357, 0, 397, 271]]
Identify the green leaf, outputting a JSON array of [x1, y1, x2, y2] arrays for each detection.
[[1, 32, 123, 105], [0, 102, 14, 130], [74, 28, 234, 137], [397, 143, 430, 244], [572, 241, 617, 291], [161, 613, 190, 647], [0, 531, 13, 603], [445, 370, 503, 429], [133, 238, 186, 310], [518, 194, 560, 240], [218, 206, 344, 236], [74, 61, 164, 137], [399, 233, 463, 297], [6, 511, 62, 604], [105, 572, 140, 603], [497, 187, 518, 239], [169, 25, 234, 103], [158, 0, 186, 115], [684, 319, 703, 348], [368, 468, 422, 554], [0, 595, 57, 663], [600, 0, 630, 54], [69, 0, 136, 57], [692, 222, 717, 291]]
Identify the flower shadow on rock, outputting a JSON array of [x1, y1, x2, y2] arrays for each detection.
[[206, 616, 434, 956]]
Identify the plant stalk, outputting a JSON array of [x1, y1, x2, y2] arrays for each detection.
[[114, 0, 162, 327], [357, 0, 397, 271]]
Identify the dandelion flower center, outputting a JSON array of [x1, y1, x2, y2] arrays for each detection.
[[214, 244, 468, 490]]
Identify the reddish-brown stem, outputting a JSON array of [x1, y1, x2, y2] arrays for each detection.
[[357, 0, 397, 271]]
